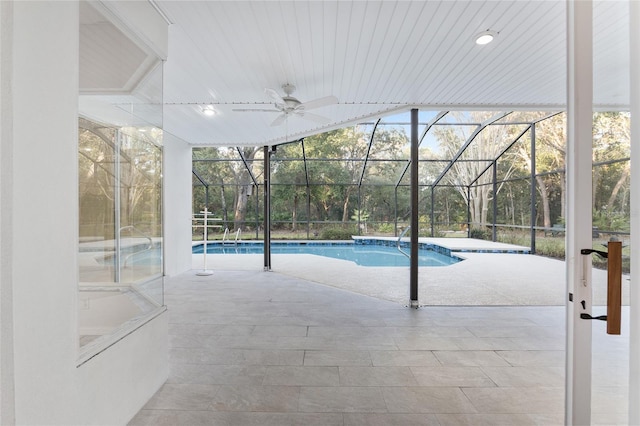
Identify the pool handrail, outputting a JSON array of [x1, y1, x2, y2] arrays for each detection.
[[120, 225, 154, 268], [396, 226, 411, 259]]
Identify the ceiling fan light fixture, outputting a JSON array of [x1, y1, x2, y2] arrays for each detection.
[[475, 30, 497, 45], [202, 105, 216, 116], [237, 84, 337, 126]]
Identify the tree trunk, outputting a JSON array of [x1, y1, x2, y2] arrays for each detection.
[[341, 187, 353, 222], [444, 196, 450, 226], [606, 166, 630, 210], [472, 191, 482, 226], [510, 189, 515, 224], [220, 180, 228, 228], [233, 147, 259, 231], [234, 185, 249, 230], [292, 193, 298, 231], [560, 171, 566, 219], [536, 175, 551, 228], [480, 185, 491, 225], [592, 168, 599, 211]]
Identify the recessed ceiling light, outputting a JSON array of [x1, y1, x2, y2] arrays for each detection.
[[202, 105, 216, 116], [475, 30, 497, 45]]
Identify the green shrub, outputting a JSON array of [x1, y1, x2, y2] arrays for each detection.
[[498, 230, 630, 273], [497, 231, 532, 246], [469, 227, 491, 240], [535, 238, 566, 259], [376, 222, 394, 233], [320, 227, 357, 240]]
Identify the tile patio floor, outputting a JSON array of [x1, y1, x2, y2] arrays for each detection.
[[130, 248, 629, 425]]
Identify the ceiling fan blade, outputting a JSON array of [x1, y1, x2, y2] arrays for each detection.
[[264, 88, 285, 106], [232, 108, 278, 113], [270, 113, 288, 127], [298, 95, 338, 111], [297, 111, 331, 125]]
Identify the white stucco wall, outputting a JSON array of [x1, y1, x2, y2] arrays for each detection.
[[1, 2, 168, 424], [164, 132, 193, 277]]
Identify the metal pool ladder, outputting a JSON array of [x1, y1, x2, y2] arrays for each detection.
[[396, 226, 410, 259], [222, 227, 241, 245]]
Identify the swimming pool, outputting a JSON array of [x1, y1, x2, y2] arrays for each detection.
[[192, 241, 460, 267], [97, 247, 163, 266]]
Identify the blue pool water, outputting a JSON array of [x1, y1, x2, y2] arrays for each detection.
[[192, 242, 460, 267]]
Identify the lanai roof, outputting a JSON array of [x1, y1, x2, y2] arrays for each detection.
[[80, 1, 630, 147]]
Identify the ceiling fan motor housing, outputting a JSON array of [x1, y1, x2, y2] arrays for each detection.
[[233, 84, 336, 126], [281, 96, 302, 112]]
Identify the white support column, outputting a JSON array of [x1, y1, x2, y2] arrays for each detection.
[[629, 1, 640, 423], [163, 133, 193, 276], [565, 1, 594, 425]]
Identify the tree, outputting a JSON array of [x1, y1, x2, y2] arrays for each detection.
[[434, 112, 519, 227], [233, 147, 261, 230], [271, 143, 308, 231], [514, 113, 566, 229], [193, 147, 262, 231], [191, 111, 632, 239], [535, 114, 567, 223], [351, 209, 370, 233], [593, 112, 630, 214], [193, 148, 233, 230], [303, 127, 369, 222], [79, 119, 163, 237]]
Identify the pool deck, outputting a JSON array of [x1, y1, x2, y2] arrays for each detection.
[[192, 238, 624, 307]]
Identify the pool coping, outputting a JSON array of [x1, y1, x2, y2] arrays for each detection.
[[193, 236, 532, 256], [352, 236, 531, 255]]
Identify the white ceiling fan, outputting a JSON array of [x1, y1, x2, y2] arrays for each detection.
[[233, 84, 338, 127]]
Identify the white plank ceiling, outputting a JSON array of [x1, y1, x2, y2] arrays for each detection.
[[127, 1, 630, 146]]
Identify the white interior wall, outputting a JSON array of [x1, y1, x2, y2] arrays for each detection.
[[11, 2, 80, 422], [164, 132, 193, 276], [1, 2, 168, 424], [0, 1, 16, 423]]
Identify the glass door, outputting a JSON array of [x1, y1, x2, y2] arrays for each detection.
[[566, 1, 631, 424], [590, 1, 631, 423]]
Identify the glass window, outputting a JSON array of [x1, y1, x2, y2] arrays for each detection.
[[78, 118, 164, 350], [78, 1, 164, 353]]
